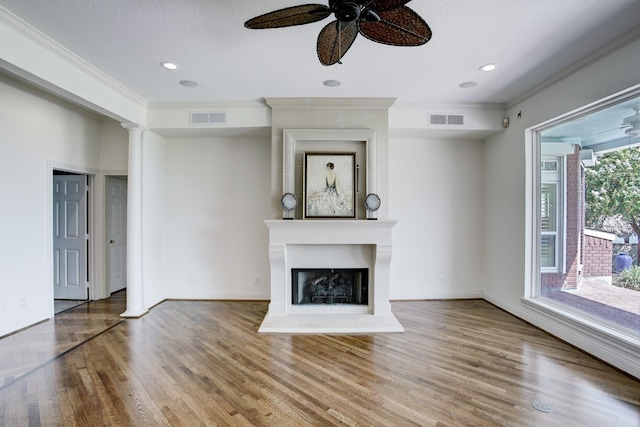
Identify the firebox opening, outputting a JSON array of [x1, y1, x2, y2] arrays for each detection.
[[292, 268, 368, 305]]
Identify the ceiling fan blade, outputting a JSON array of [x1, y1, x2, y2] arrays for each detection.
[[358, 6, 432, 46], [245, 4, 331, 29], [370, 0, 412, 12], [317, 20, 359, 65]]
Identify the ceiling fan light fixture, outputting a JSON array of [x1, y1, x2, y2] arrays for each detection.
[[621, 104, 640, 136], [622, 104, 640, 125], [161, 61, 179, 70], [626, 126, 640, 137], [479, 63, 497, 72]]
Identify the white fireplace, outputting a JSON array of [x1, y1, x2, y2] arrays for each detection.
[[259, 219, 403, 333], [260, 124, 401, 333]]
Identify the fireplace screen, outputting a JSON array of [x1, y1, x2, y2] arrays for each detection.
[[291, 268, 368, 305]]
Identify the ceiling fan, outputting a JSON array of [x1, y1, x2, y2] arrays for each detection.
[[621, 103, 640, 137], [244, 0, 432, 66]]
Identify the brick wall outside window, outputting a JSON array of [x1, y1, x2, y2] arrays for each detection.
[[583, 231, 614, 277]]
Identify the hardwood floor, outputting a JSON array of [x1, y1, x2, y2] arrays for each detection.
[[0, 291, 125, 388], [0, 298, 638, 426]]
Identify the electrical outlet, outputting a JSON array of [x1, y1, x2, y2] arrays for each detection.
[[439, 275, 445, 284], [253, 276, 261, 285], [19, 298, 26, 308], [189, 276, 196, 285]]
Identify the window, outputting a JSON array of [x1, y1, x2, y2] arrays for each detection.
[[540, 158, 561, 271], [528, 88, 640, 337]]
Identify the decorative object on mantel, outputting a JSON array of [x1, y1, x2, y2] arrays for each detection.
[[364, 193, 381, 220], [244, 0, 432, 66], [281, 192, 297, 220]]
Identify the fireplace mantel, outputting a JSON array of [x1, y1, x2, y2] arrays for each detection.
[[260, 219, 403, 333], [265, 219, 397, 244]]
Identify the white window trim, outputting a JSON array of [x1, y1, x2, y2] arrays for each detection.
[[540, 156, 565, 273]]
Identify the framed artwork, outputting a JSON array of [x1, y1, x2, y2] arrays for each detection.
[[304, 152, 356, 218]]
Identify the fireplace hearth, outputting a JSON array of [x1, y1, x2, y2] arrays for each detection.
[[292, 268, 368, 305]]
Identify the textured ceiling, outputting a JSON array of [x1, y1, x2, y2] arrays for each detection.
[[0, 0, 639, 106]]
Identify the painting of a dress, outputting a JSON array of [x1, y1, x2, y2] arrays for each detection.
[[305, 152, 356, 218]]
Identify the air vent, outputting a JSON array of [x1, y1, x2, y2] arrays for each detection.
[[190, 111, 228, 126], [447, 115, 464, 125], [430, 113, 465, 126], [429, 114, 447, 125]]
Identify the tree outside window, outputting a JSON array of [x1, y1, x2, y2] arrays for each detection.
[[585, 146, 640, 261]]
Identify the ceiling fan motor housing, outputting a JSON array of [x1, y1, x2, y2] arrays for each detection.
[[334, 2, 361, 22]]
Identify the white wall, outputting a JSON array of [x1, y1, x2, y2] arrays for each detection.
[[483, 37, 640, 376], [389, 138, 484, 299], [163, 136, 272, 299], [142, 131, 167, 307], [99, 120, 129, 173], [0, 74, 106, 336]]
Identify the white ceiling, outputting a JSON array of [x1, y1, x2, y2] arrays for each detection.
[[1, 0, 639, 106]]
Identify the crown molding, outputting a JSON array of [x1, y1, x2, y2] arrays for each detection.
[[506, 26, 640, 110], [147, 100, 268, 110], [391, 101, 505, 111], [0, 7, 147, 109], [265, 97, 396, 109]]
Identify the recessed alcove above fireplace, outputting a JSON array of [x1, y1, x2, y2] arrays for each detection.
[[282, 128, 377, 220]]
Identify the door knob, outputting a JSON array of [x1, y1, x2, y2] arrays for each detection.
[[109, 240, 115, 244]]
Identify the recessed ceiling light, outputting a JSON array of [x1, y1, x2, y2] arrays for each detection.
[[459, 82, 477, 89], [323, 80, 341, 87], [179, 80, 199, 87], [479, 63, 497, 72], [161, 61, 179, 70]]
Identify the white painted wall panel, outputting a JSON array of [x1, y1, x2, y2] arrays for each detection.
[[389, 138, 485, 299], [163, 136, 272, 299], [141, 130, 167, 308]]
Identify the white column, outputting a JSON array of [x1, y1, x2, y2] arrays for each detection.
[[120, 123, 148, 318]]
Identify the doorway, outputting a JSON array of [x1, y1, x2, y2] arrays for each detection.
[[106, 176, 127, 294], [53, 171, 89, 313]]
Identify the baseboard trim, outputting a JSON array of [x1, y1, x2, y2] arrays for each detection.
[[163, 291, 271, 300]]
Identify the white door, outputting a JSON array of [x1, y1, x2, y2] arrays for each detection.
[[107, 176, 127, 293], [53, 174, 88, 300]]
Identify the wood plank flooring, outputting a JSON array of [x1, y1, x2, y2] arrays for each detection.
[[0, 291, 125, 388], [0, 298, 639, 426]]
